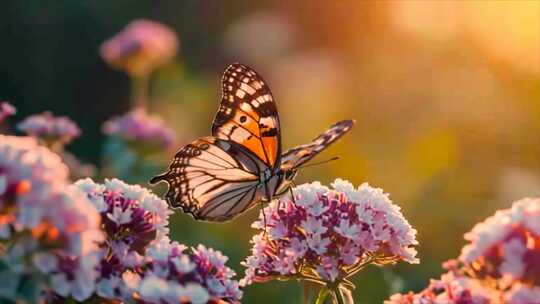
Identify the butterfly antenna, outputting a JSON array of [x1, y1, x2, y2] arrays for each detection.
[[297, 156, 340, 169]]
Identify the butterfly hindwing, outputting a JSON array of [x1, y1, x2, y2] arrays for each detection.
[[212, 63, 281, 168], [150, 136, 265, 221], [281, 120, 355, 170]]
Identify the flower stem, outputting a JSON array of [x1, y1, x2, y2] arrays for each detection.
[[334, 288, 346, 304], [315, 287, 330, 304], [131, 74, 149, 109]]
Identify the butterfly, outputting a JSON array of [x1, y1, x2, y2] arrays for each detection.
[[150, 63, 354, 222]]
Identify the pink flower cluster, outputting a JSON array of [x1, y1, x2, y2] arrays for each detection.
[[241, 179, 419, 287], [17, 111, 81, 148], [73, 178, 243, 304], [386, 261, 494, 304], [0, 101, 16, 123], [387, 198, 540, 304], [459, 197, 540, 287], [0, 135, 103, 301], [102, 108, 176, 150], [121, 239, 242, 304], [74, 178, 171, 299], [100, 19, 179, 76]]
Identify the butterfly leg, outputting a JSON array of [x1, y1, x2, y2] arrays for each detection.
[[289, 182, 297, 204], [260, 200, 268, 236]]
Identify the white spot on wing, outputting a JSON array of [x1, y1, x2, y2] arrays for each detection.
[[236, 90, 246, 98], [240, 102, 254, 113], [230, 126, 251, 141], [240, 83, 256, 95], [259, 116, 276, 129]]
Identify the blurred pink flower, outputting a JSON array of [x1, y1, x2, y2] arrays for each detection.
[[100, 19, 179, 76], [0, 101, 16, 123], [385, 267, 495, 304], [0, 135, 103, 301], [387, 197, 540, 304], [459, 197, 540, 287], [102, 108, 176, 151], [505, 283, 540, 304], [17, 111, 81, 149], [241, 179, 418, 299]]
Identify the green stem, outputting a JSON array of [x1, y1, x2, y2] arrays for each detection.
[[334, 288, 345, 304], [315, 287, 330, 304], [131, 74, 149, 109]]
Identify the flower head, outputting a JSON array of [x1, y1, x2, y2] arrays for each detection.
[[387, 197, 540, 304], [17, 111, 81, 149], [241, 179, 418, 288], [74, 177, 172, 299], [0, 101, 16, 123], [0, 135, 102, 301], [124, 240, 242, 304], [100, 19, 179, 76], [102, 108, 176, 151], [459, 197, 540, 287]]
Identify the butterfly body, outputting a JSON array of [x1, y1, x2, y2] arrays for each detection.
[[151, 63, 354, 222]]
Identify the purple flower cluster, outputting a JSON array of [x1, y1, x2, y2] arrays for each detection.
[[120, 239, 242, 304], [0, 101, 16, 123], [102, 108, 176, 150], [241, 179, 419, 287], [0, 135, 103, 301], [74, 178, 171, 298], [100, 19, 179, 76], [74, 178, 243, 303], [387, 197, 540, 304], [17, 111, 81, 148]]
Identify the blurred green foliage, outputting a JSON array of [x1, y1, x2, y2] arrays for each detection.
[[2, 1, 539, 303]]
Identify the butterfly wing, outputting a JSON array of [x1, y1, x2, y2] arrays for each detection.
[[212, 63, 281, 169], [150, 136, 266, 222], [281, 120, 355, 170]]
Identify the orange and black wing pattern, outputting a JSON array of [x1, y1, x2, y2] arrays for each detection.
[[281, 120, 355, 170], [212, 63, 281, 169]]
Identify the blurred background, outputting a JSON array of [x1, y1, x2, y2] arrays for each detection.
[[1, 1, 539, 302]]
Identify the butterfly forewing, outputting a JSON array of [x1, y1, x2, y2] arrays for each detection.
[[212, 63, 281, 168], [150, 136, 264, 221], [281, 120, 355, 170]]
